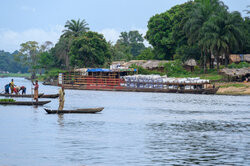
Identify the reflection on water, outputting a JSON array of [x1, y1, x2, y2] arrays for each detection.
[[57, 114, 64, 127], [0, 77, 249, 165]]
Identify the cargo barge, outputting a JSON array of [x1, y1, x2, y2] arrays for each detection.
[[58, 69, 218, 94]]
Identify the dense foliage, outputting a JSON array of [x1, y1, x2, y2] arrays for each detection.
[[70, 31, 111, 68], [0, 50, 28, 73], [111, 30, 146, 61], [145, 0, 249, 72], [227, 62, 250, 69], [145, 2, 194, 60]]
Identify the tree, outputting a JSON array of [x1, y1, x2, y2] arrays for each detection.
[[40, 41, 53, 52], [51, 37, 71, 69], [62, 19, 89, 38], [241, 17, 250, 53], [184, 0, 228, 72], [15, 41, 40, 79], [200, 10, 243, 70], [37, 52, 56, 70], [137, 47, 155, 60], [175, 45, 200, 62], [116, 30, 146, 58], [145, 12, 173, 60], [109, 42, 132, 61], [145, 2, 194, 60], [0, 50, 28, 73], [70, 31, 111, 68], [52, 19, 89, 69]]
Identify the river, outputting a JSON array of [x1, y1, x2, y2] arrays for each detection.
[[0, 77, 249, 166]]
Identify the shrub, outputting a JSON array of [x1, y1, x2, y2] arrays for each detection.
[[163, 60, 189, 76], [228, 62, 250, 69]]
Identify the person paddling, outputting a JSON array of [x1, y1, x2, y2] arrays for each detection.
[[58, 85, 65, 110], [32, 80, 39, 102]]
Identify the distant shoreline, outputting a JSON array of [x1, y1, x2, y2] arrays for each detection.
[[0, 73, 30, 78]]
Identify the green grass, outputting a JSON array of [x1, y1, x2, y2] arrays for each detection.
[[0, 73, 31, 77], [0, 99, 16, 102], [220, 83, 249, 88]]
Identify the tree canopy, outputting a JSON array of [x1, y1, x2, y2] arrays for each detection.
[[115, 30, 146, 58], [145, 2, 194, 60], [70, 31, 111, 68], [0, 50, 28, 73], [62, 19, 89, 38]]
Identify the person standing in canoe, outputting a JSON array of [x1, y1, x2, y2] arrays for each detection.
[[32, 80, 39, 102], [58, 86, 65, 110], [10, 79, 15, 94]]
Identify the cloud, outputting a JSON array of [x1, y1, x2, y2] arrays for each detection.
[[99, 28, 120, 44], [0, 25, 63, 52], [20, 5, 36, 12]]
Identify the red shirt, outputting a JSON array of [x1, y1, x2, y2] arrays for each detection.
[[34, 84, 39, 90]]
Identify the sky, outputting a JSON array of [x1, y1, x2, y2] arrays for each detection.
[[0, 0, 249, 52]]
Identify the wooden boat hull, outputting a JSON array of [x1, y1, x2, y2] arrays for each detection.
[[44, 107, 104, 114], [40, 94, 59, 98], [0, 93, 44, 98], [0, 100, 51, 105]]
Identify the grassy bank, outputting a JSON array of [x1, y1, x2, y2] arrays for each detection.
[[0, 73, 31, 78]]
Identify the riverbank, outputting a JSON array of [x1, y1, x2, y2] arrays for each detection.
[[0, 73, 30, 78], [216, 82, 250, 95], [0, 73, 47, 82]]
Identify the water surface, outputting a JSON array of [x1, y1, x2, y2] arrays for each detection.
[[0, 77, 249, 165]]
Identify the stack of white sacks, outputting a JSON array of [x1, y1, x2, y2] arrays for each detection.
[[121, 75, 209, 89]]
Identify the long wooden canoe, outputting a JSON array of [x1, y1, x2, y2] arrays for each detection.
[[0, 93, 44, 98], [0, 100, 51, 105], [44, 107, 104, 114], [40, 94, 59, 98]]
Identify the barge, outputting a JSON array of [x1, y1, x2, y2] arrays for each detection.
[[57, 69, 218, 94]]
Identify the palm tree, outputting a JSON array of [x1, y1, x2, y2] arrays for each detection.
[[200, 10, 243, 71], [184, 0, 227, 72], [58, 19, 89, 69], [62, 19, 89, 38]]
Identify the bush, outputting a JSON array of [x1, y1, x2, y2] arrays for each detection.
[[43, 68, 65, 80], [228, 62, 250, 69], [163, 60, 189, 76]]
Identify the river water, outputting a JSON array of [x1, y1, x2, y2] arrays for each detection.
[[0, 77, 249, 166]]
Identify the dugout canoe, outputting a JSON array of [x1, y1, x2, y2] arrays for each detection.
[[0, 100, 51, 106], [40, 94, 59, 98], [44, 107, 104, 114], [0, 93, 44, 98]]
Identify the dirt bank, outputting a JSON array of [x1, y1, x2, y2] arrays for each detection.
[[216, 82, 250, 95]]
